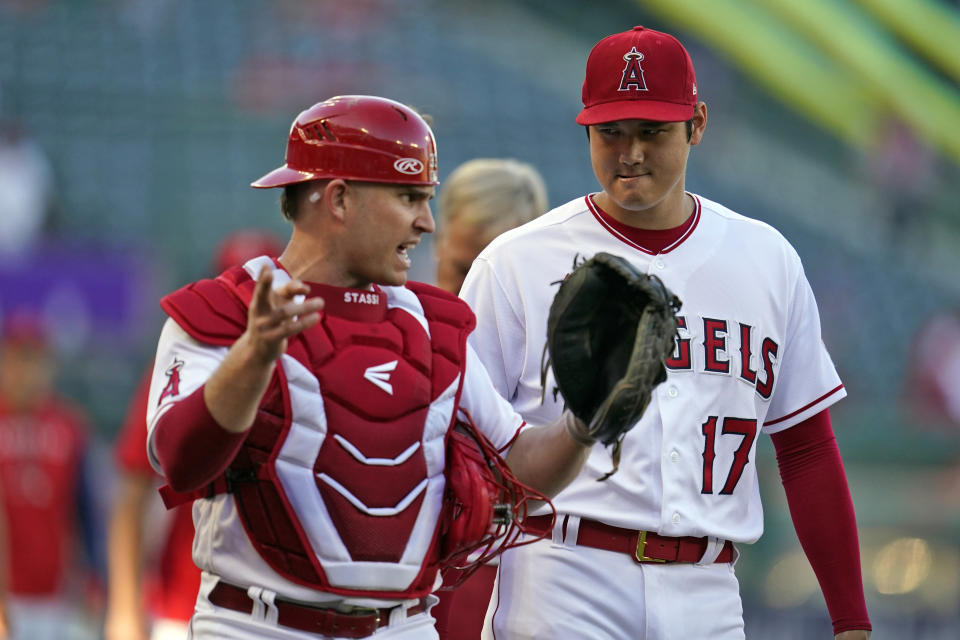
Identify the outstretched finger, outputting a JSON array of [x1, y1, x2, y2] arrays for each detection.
[[250, 265, 275, 316], [252, 310, 322, 347], [280, 309, 323, 338], [275, 278, 311, 301], [255, 297, 324, 337], [254, 294, 321, 325]]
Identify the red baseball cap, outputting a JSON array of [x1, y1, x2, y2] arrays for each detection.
[[1, 311, 48, 349], [213, 229, 285, 273], [576, 26, 698, 125]]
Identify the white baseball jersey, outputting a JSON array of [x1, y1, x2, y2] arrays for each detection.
[[146, 261, 526, 613], [460, 193, 845, 544]]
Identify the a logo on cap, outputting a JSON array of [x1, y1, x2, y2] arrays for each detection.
[[618, 46, 648, 92], [394, 158, 424, 175]]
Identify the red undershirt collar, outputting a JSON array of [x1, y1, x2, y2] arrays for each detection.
[[587, 194, 699, 255]]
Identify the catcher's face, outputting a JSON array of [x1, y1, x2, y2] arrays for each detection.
[[340, 182, 436, 288], [589, 103, 706, 228]]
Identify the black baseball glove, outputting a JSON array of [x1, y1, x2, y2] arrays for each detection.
[[541, 252, 682, 479]]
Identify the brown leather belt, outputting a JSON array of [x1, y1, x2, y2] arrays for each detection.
[[208, 581, 429, 638], [527, 515, 734, 564]]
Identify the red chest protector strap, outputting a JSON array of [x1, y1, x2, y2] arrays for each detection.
[[160, 266, 253, 347]]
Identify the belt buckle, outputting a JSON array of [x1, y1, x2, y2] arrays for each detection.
[[635, 530, 666, 563]]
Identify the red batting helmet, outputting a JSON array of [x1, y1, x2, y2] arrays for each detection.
[[251, 95, 439, 189]]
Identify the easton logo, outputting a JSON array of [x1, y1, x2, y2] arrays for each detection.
[[618, 46, 648, 92], [158, 358, 184, 405], [363, 360, 398, 395], [393, 158, 424, 175]]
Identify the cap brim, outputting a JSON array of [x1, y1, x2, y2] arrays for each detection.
[[250, 166, 320, 189], [576, 100, 695, 125]]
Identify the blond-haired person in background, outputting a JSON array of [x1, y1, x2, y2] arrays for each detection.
[[434, 159, 548, 295]]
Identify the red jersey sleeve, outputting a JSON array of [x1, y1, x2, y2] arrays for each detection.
[[113, 371, 154, 474]]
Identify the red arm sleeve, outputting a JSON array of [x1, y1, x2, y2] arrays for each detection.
[[152, 385, 248, 492], [769, 409, 872, 635]]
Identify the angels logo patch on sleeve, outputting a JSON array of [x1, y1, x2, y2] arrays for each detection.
[[158, 358, 184, 404]]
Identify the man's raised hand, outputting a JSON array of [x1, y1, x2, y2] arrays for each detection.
[[246, 266, 324, 364]]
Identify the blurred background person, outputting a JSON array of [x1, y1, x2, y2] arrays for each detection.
[[434, 158, 548, 295], [0, 111, 55, 258], [0, 503, 9, 639], [867, 116, 938, 250], [430, 158, 548, 640], [901, 309, 960, 430], [0, 312, 101, 640], [105, 230, 285, 640]]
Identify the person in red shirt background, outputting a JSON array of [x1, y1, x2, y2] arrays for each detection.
[[0, 312, 100, 640], [105, 230, 285, 640]]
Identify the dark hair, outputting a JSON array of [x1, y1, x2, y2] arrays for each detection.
[[584, 118, 695, 142], [280, 182, 314, 221]]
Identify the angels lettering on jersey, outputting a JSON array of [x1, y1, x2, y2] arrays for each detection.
[[667, 316, 780, 400]]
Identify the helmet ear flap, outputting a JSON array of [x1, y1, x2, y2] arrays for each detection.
[[251, 95, 439, 189]]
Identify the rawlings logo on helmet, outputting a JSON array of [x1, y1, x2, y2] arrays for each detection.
[[393, 158, 425, 175]]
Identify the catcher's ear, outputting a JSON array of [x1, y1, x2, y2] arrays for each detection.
[[325, 179, 350, 222]]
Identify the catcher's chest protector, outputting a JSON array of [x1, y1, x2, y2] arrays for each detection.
[[164, 272, 474, 597]]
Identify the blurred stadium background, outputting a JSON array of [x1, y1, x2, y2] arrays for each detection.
[[1, 0, 959, 637]]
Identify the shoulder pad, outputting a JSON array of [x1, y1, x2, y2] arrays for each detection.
[[160, 267, 251, 346], [405, 281, 476, 332]]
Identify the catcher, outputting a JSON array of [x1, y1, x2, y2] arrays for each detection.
[[143, 95, 672, 640]]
